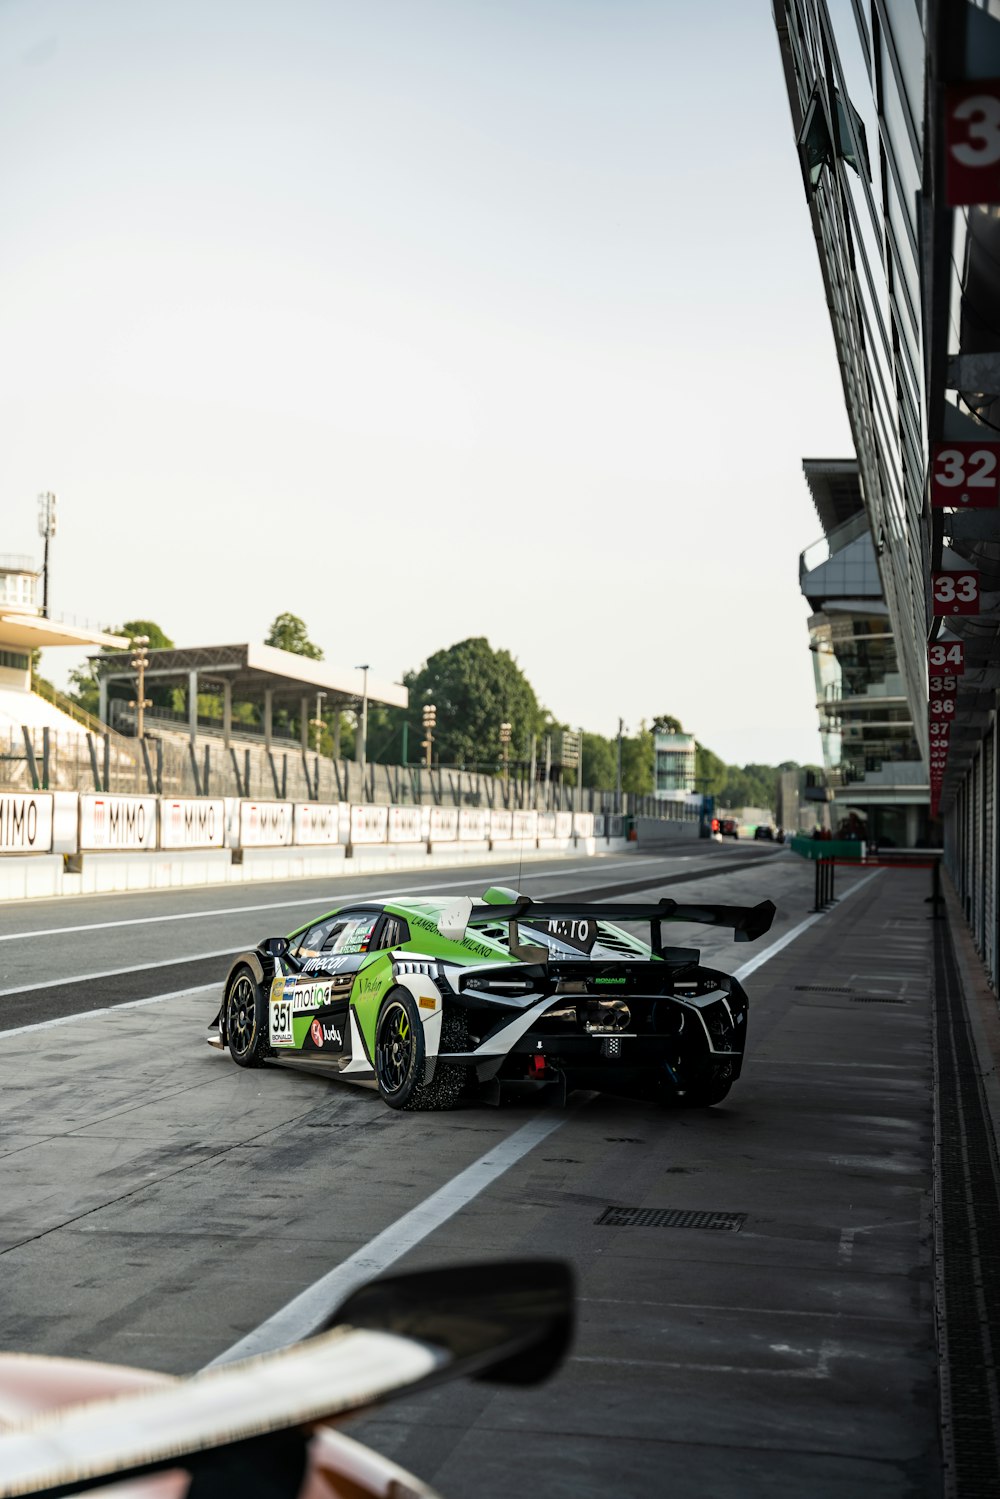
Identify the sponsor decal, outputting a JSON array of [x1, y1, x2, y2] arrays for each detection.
[[310, 1019, 324, 1048], [595, 977, 626, 985], [289, 980, 347, 1012], [270, 996, 294, 1046], [322, 1022, 342, 1046], [0, 793, 53, 853]]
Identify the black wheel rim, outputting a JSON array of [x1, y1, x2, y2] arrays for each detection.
[[227, 974, 257, 1058], [377, 1001, 414, 1095]]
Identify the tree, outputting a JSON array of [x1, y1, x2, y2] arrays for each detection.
[[620, 723, 654, 795], [265, 613, 323, 660], [67, 619, 175, 717], [405, 638, 544, 767], [652, 713, 684, 734], [579, 731, 617, 789]]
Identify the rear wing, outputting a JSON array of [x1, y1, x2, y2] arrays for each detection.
[[440, 895, 776, 954]]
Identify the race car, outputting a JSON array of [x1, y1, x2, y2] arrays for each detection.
[[208, 885, 776, 1111]]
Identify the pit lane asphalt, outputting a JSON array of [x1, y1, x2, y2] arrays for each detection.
[[0, 843, 780, 1030], [0, 845, 939, 1498]]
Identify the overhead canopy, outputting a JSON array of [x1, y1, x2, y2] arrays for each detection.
[[1, 612, 128, 652], [803, 458, 865, 538], [91, 641, 408, 711]]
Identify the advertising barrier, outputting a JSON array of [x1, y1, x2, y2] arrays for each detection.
[[459, 807, 489, 841], [351, 804, 389, 844], [490, 809, 513, 841], [80, 794, 158, 851], [160, 797, 227, 849], [513, 810, 539, 841], [294, 803, 342, 845], [388, 805, 424, 844], [0, 789, 608, 860], [429, 807, 460, 842], [239, 800, 294, 848], [0, 792, 54, 853]]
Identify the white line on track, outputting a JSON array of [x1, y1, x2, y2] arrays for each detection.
[[0, 949, 238, 999], [207, 870, 883, 1365], [0, 984, 218, 1039], [731, 868, 882, 984], [206, 1103, 583, 1367], [0, 860, 642, 943]]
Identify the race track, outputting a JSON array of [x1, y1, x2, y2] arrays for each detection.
[[0, 843, 939, 1498]]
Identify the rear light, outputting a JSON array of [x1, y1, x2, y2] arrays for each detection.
[[528, 1055, 548, 1078]]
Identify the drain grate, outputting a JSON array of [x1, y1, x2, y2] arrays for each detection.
[[795, 984, 855, 994], [850, 995, 907, 1005], [595, 1206, 745, 1231], [934, 918, 1000, 1494]]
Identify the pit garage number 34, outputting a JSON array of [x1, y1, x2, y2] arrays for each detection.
[[208, 885, 776, 1111]]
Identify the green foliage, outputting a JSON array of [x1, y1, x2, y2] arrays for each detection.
[[265, 613, 324, 660], [580, 731, 617, 789], [405, 638, 544, 767], [120, 619, 174, 651], [652, 713, 684, 734], [621, 722, 654, 795], [29, 648, 56, 699], [67, 618, 175, 716]]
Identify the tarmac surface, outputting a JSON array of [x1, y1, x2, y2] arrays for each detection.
[[0, 842, 985, 1497]]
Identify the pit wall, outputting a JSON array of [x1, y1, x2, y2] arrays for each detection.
[[0, 790, 636, 900]]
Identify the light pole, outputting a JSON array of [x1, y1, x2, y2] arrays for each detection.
[[578, 725, 585, 807], [37, 493, 57, 618], [354, 665, 369, 770], [616, 717, 624, 814], [312, 690, 327, 752], [129, 635, 151, 739], [499, 721, 512, 781], [422, 703, 437, 769]]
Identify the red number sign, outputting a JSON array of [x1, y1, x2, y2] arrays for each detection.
[[945, 81, 1000, 205], [929, 641, 965, 674], [929, 674, 958, 694], [930, 442, 1000, 507], [929, 696, 957, 719], [932, 571, 980, 615]]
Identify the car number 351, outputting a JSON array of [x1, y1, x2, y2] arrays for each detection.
[[271, 999, 293, 1044]]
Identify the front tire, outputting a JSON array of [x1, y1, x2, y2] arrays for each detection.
[[225, 965, 271, 1069], [375, 989, 467, 1111]]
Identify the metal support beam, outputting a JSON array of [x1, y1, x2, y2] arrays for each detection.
[[98, 677, 108, 725], [188, 669, 198, 749], [21, 728, 39, 790], [264, 688, 273, 751], [300, 696, 309, 754], [222, 680, 232, 748]]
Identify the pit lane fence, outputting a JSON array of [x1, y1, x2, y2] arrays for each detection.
[[0, 790, 607, 858]]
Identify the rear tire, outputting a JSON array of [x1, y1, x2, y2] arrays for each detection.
[[225, 965, 271, 1069], [375, 989, 468, 1112]]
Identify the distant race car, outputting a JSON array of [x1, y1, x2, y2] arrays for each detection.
[[208, 885, 776, 1111]]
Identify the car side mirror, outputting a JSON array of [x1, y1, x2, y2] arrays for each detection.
[[263, 936, 290, 958]]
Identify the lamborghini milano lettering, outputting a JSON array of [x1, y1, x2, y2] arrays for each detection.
[[209, 885, 776, 1112]]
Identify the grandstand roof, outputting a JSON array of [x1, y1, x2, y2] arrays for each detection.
[[90, 642, 408, 710], [1, 611, 128, 652]]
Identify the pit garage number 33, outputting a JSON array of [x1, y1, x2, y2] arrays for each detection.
[[208, 885, 776, 1111]]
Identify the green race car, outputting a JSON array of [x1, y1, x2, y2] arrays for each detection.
[[207, 885, 776, 1110]]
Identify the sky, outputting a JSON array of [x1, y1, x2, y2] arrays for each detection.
[[0, 0, 854, 765]]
